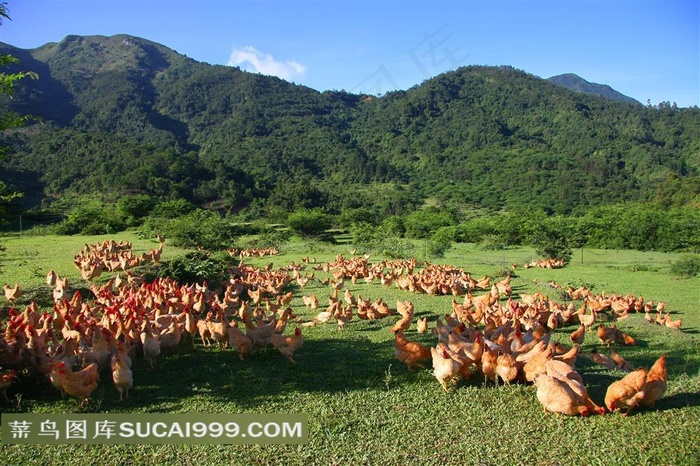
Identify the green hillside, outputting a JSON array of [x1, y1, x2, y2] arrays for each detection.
[[1, 34, 699, 216]]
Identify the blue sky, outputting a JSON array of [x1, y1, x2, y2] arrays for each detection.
[[1, 0, 698, 106]]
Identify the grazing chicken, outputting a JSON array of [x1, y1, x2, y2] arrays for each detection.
[[544, 359, 605, 414], [569, 324, 586, 345], [393, 329, 431, 370], [590, 348, 619, 370], [534, 374, 593, 416], [111, 352, 133, 401], [605, 368, 648, 416], [609, 348, 632, 372], [0, 370, 18, 401], [3, 283, 21, 302], [302, 294, 320, 310], [431, 343, 462, 391], [270, 327, 303, 362], [55, 362, 99, 407], [640, 353, 667, 408]]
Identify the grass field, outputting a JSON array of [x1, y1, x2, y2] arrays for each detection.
[[0, 233, 699, 465]]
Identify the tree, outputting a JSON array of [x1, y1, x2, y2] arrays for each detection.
[[0, 3, 38, 224]]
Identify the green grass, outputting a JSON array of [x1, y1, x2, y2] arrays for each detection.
[[1, 234, 699, 465]]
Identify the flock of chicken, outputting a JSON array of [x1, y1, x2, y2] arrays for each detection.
[[0, 242, 681, 418]]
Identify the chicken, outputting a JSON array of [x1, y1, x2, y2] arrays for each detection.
[[158, 316, 182, 350], [55, 361, 99, 407], [544, 359, 606, 415], [111, 352, 133, 401], [663, 314, 682, 330], [639, 353, 667, 408], [393, 329, 431, 370], [589, 348, 619, 370], [534, 374, 593, 416], [569, 324, 585, 345], [270, 327, 303, 362], [605, 368, 648, 415], [227, 324, 254, 360], [553, 344, 580, 368], [523, 343, 555, 383], [596, 324, 616, 346], [431, 343, 461, 391], [4, 283, 21, 302], [609, 347, 632, 372], [140, 322, 161, 368], [0, 370, 18, 401], [390, 301, 414, 333], [480, 344, 499, 383], [495, 352, 519, 385], [416, 317, 429, 334]]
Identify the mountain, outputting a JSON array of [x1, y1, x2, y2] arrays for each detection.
[[547, 73, 640, 105], [0, 34, 698, 216]]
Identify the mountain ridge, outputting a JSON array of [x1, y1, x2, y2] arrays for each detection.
[[0, 34, 698, 215], [547, 73, 641, 105]]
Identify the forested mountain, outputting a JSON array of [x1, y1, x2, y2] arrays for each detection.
[[547, 73, 641, 105], [1, 34, 698, 217]]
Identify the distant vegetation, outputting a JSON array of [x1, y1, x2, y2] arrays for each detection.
[[0, 34, 698, 255]]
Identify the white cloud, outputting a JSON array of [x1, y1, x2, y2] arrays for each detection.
[[227, 46, 306, 81]]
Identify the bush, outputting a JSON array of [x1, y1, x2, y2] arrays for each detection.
[[428, 227, 455, 258], [670, 254, 700, 278], [54, 200, 126, 235], [116, 194, 156, 227], [403, 209, 456, 239], [287, 209, 333, 238], [156, 251, 236, 288], [153, 209, 239, 250]]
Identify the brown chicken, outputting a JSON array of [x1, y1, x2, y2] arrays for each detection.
[[55, 361, 99, 407], [227, 324, 254, 360], [569, 324, 586, 345], [596, 324, 616, 346], [639, 353, 667, 408], [140, 322, 161, 368], [270, 327, 303, 362], [590, 348, 619, 370], [3, 283, 21, 302], [111, 352, 133, 401], [605, 368, 648, 415], [480, 344, 499, 383], [609, 348, 632, 372], [390, 301, 414, 333], [534, 374, 593, 416], [544, 359, 606, 414], [416, 317, 429, 334], [0, 370, 18, 401], [496, 352, 519, 385], [523, 343, 555, 383], [431, 343, 462, 391], [663, 314, 682, 330], [393, 329, 431, 370]]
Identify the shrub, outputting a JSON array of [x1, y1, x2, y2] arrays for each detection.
[[156, 251, 235, 288], [154, 209, 239, 250], [287, 209, 333, 238], [54, 200, 126, 235], [116, 194, 156, 227], [670, 254, 700, 278]]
